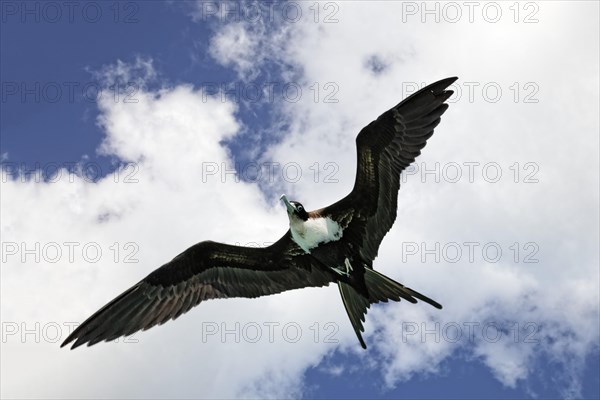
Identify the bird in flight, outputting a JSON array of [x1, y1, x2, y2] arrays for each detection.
[[62, 77, 457, 350]]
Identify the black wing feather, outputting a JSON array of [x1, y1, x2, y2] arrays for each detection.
[[324, 77, 457, 262], [62, 233, 332, 349]]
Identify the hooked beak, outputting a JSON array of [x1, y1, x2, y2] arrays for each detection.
[[279, 194, 295, 214]]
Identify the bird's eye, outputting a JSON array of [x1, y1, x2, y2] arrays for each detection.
[[297, 206, 304, 212]]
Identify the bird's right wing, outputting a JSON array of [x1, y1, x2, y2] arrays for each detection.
[[61, 232, 332, 349]]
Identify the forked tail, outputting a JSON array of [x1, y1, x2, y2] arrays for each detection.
[[338, 268, 442, 349]]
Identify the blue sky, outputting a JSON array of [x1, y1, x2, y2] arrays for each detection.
[[1, 1, 599, 399], [2, 1, 229, 174]]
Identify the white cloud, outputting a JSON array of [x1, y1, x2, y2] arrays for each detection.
[[197, 1, 296, 81], [87, 55, 158, 88], [208, 22, 265, 80]]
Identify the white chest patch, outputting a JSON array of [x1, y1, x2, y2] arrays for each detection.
[[290, 217, 343, 253]]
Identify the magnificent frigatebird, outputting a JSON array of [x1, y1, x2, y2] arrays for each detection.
[[62, 77, 457, 350]]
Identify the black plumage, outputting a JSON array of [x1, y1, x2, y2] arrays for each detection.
[[62, 77, 457, 350]]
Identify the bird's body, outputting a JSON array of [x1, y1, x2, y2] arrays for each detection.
[[62, 77, 457, 350]]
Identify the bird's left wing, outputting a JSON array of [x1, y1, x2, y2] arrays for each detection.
[[61, 232, 332, 349], [323, 77, 457, 262]]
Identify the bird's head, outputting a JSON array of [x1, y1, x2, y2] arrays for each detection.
[[280, 194, 309, 222]]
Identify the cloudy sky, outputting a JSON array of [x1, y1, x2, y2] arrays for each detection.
[[1, 1, 598, 399]]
